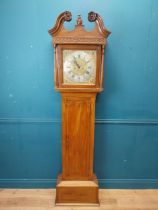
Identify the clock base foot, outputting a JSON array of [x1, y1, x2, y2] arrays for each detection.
[[55, 175, 99, 205]]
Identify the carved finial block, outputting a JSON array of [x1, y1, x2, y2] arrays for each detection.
[[76, 15, 83, 26]]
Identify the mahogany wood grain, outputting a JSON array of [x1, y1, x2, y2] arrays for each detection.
[[56, 175, 99, 204], [61, 92, 96, 180]]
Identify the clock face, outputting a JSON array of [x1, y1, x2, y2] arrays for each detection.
[[63, 50, 96, 85]]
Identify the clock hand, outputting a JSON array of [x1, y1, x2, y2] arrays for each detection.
[[73, 58, 80, 69]]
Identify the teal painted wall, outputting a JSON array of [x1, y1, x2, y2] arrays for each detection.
[[0, 0, 158, 188]]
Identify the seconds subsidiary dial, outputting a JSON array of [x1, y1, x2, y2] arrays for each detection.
[[63, 50, 96, 85]]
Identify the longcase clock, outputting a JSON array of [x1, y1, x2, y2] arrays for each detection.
[[49, 11, 110, 205]]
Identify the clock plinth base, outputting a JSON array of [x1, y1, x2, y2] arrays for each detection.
[[55, 175, 99, 205]]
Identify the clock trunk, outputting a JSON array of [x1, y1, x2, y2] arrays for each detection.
[[62, 92, 96, 180]]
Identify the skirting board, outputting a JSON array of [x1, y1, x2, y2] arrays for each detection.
[[0, 179, 158, 189]]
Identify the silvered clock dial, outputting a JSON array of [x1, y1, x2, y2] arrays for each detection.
[[63, 50, 96, 85]]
